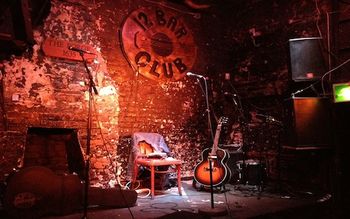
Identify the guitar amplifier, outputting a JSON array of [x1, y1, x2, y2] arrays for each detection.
[[219, 144, 243, 184], [283, 97, 331, 148]]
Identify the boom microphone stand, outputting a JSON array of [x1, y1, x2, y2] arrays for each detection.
[[226, 89, 247, 186], [187, 72, 227, 217], [187, 72, 214, 141], [76, 51, 98, 219]]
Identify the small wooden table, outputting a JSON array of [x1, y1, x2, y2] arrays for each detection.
[[133, 158, 182, 199]]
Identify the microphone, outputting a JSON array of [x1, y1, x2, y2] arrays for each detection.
[[186, 72, 206, 79], [68, 46, 95, 54], [291, 88, 306, 97], [256, 114, 282, 125], [223, 92, 237, 97], [224, 92, 238, 106]]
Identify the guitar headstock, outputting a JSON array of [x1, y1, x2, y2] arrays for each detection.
[[212, 116, 229, 151], [218, 116, 229, 126]]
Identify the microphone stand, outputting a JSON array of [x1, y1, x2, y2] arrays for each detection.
[[208, 154, 216, 209], [195, 76, 214, 141], [195, 76, 227, 217], [203, 78, 215, 142], [229, 90, 247, 186], [78, 51, 98, 219], [291, 80, 320, 97]]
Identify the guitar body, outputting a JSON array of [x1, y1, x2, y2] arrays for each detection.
[[194, 147, 231, 187]]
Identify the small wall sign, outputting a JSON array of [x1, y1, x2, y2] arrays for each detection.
[[42, 37, 96, 62]]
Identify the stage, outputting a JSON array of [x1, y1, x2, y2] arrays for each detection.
[[33, 179, 335, 219]]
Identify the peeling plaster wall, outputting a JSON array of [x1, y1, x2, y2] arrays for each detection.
[[0, 0, 121, 186]]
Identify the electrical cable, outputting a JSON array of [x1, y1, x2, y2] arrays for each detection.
[[135, 188, 151, 198], [324, 10, 350, 75], [144, 0, 201, 19], [223, 189, 232, 218], [91, 95, 135, 219], [314, 0, 323, 40], [270, 56, 350, 98], [314, 1, 350, 95], [139, 201, 196, 215], [321, 58, 350, 95], [87, 56, 136, 218]]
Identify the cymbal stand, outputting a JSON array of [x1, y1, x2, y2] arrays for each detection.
[[229, 91, 248, 186], [239, 120, 248, 185], [257, 114, 284, 194], [273, 119, 284, 194], [226, 79, 259, 189], [256, 121, 267, 197]]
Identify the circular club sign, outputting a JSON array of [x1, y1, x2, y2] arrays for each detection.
[[121, 6, 197, 81]]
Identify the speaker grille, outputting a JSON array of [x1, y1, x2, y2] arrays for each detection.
[[289, 37, 326, 81]]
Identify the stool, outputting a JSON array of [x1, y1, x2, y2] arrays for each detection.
[[132, 158, 182, 199]]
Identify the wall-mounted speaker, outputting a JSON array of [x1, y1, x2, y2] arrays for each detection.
[[289, 37, 326, 81]]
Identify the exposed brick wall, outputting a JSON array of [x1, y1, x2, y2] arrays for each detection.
[[0, 131, 26, 181], [0, 0, 333, 188], [0, 0, 206, 187], [0, 0, 122, 187]]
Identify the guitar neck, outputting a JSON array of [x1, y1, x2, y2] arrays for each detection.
[[210, 124, 222, 155]]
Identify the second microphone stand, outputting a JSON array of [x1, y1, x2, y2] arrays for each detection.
[[77, 51, 98, 219]]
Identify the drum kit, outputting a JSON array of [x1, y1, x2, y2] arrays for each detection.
[[223, 112, 282, 191], [211, 79, 284, 191], [234, 159, 266, 187]]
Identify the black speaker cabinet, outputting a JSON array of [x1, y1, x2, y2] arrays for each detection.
[[333, 102, 350, 213], [289, 37, 326, 81], [283, 97, 331, 147]]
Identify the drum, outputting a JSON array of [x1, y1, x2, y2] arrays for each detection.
[[235, 159, 266, 185]]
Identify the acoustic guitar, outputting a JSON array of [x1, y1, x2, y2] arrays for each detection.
[[194, 117, 231, 187]]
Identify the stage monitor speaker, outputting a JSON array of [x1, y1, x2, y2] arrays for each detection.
[[333, 102, 350, 212], [283, 97, 331, 147], [289, 37, 326, 81]]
